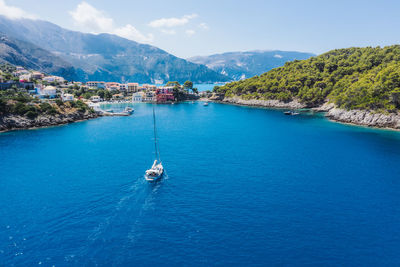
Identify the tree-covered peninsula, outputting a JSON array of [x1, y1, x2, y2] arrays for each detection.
[[212, 46, 400, 129], [214, 46, 400, 112]]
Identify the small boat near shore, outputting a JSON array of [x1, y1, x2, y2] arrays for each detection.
[[203, 102, 209, 106], [284, 110, 300, 116], [122, 107, 134, 115]]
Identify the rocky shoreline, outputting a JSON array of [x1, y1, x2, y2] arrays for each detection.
[[325, 108, 400, 130], [212, 96, 400, 130], [0, 111, 100, 133], [211, 96, 306, 109]]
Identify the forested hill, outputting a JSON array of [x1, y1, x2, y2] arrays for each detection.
[[214, 46, 400, 112]]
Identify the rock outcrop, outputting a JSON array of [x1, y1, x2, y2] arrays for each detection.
[[216, 96, 400, 130], [0, 111, 99, 132], [220, 97, 306, 109], [326, 108, 400, 129]]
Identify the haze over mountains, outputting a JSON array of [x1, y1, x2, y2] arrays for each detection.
[[0, 33, 78, 80], [0, 15, 227, 83], [188, 51, 315, 80], [0, 15, 314, 83]]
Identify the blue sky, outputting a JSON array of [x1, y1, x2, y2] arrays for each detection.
[[1, 0, 400, 58]]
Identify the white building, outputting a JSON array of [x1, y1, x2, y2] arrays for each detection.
[[86, 81, 106, 89], [106, 82, 120, 91], [41, 86, 57, 98], [43, 76, 63, 83], [90, 95, 102, 102], [19, 74, 31, 81], [62, 93, 74, 101], [132, 92, 143, 102], [143, 91, 156, 102]]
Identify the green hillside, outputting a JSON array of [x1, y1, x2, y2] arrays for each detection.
[[214, 46, 400, 112]]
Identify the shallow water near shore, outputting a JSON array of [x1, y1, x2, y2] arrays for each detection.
[[1, 102, 400, 266]]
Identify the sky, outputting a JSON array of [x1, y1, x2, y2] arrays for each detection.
[[1, 0, 400, 58]]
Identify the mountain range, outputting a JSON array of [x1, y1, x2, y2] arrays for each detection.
[[188, 51, 315, 80], [0, 33, 77, 80], [0, 15, 314, 83], [0, 15, 228, 83]]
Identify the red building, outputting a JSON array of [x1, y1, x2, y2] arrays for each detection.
[[156, 87, 175, 102]]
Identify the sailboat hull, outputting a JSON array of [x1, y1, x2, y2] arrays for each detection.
[[145, 170, 164, 182], [145, 161, 164, 182]]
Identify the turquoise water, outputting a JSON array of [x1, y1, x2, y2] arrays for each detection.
[[1, 102, 400, 266]]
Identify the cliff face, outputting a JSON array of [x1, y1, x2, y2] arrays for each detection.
[[326, 108, 400, 129], [0, 111, 99, 132]]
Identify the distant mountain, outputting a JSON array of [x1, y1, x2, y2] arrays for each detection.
[[188, 50, 315, 80], [0, 15, 228, 83], [0, 33, 78, 80]]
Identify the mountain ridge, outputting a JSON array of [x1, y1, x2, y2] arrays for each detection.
[[0, 33, 79, 80], [0, 15, 229, 83], [188, 50, 315, 80]]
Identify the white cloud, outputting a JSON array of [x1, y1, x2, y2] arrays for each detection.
[[0, 0, 36, 19], [70, 1, 113, 32], [149, 14, 198, 28], [185, 29, 195, 37], [69, 1, 153, 43], [198, 23, 209, 31], [114, 24, 154, 43]]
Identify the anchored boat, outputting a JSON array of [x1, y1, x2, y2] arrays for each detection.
[[122, 107, 134, 115], [145, 107, 164, 182], [284, 110, 300, 116]]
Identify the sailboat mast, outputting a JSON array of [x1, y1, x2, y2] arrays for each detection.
[[153, 106, 159, 161]]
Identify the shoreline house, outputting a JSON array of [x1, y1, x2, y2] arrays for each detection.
[[156, 86, 175, 103], [119, 83, 127, 92], [143, 91, 156, 102], [90, 95, 102, 102], [106, 82, 120, 91], [87, 81, 105, 89], [127, 83, 139, 93], [142, 84, 157, 91], [132, 92, 143, 102], [112, 93, 124, 100]]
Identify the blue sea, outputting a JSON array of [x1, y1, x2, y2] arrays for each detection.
[[1, 102, 400, 266]]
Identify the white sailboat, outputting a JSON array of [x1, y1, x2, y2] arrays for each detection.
[[145, 107, 164, 182]]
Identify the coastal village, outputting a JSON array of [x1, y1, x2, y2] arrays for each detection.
[[0, 64, 203, 131], [0, 65, 200, 106]]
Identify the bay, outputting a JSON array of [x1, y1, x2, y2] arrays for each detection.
[[1, 102, 400, 266]]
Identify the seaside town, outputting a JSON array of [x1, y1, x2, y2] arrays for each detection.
[[0, 65, 201, 107], [0, 63, 209, 131]]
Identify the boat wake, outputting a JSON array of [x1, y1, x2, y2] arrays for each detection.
[[71, 174, 167, 264]]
